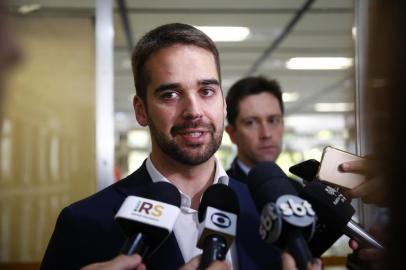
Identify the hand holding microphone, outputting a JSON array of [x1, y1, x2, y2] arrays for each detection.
[[282, 252, 322, 270], [81, 254, 231, 270], [179, 255, 231, 270], [80, 254, 146, 270], [248, 162, 316, 270]]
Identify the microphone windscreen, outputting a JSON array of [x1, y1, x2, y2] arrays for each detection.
[[289, 159, 320, 182], [300, 181, 355, 229], [248, 162, 297, 212], [145, 181, 181, 207], [198, 184, 240, 222]]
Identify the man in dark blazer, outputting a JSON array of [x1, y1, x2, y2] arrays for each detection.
[[41, 161, 281, 270], [41, 23, 282, 270], [225, 77, 302, 191]]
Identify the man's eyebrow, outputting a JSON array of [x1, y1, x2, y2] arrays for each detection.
[[198, 79, 220, 86], [154, 83, 181, 93], [154, 80, 220, 93]]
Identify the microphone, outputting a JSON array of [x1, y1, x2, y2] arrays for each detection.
[[197, 184, 239, 270], [301, 181, 384, 251], [115, 181, 181, 258], [248, 162, 316, 270], [289, 159, 320, 183]]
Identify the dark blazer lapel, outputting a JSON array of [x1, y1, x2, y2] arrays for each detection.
[[227, 158, 249, 184], [114, 161, 152, 197]]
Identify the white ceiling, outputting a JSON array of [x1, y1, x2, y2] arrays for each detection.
[[9, 0, 356, 131]]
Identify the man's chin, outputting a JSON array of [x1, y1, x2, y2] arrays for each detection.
[[256, 154, 279, 163]]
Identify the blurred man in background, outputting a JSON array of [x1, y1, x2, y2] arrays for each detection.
[[225, 76, 302, 190]]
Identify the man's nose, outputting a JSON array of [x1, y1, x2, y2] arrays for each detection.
[[259, 122, 272, 139], [182, 93, 203, 119]]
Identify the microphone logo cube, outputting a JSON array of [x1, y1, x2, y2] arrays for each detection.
[[134, 201, 164, 217], [276, 195, 316, 227], [211, 212, 232, 228], [259, 203, 282, 243], [204, 207, 236, 234], [324, 186, 347, 205], [197, 206, 237, 250], [115, 196, 180, 232]]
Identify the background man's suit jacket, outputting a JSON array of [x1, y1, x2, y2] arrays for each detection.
[[40, 161, 282, 270], [226, 158, 304, 192]]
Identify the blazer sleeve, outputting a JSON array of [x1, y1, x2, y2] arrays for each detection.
[[40, 206, 84, 270]]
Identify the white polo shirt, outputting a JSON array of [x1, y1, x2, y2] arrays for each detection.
[[146, 157, 239, 270]]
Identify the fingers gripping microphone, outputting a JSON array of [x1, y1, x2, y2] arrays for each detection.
[[248, 162, 316, 270], [301, 181, 384, 250], [115, 182, 181, 258], [197, 184, 240, 270]]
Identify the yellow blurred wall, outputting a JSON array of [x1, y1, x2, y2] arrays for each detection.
[[0, 16, 95, 262]]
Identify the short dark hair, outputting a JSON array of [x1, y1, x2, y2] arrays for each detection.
[[226, 76, 284, 126], [131, 23, 221, 105]]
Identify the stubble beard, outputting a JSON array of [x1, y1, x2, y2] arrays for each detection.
[[148, 116, 223, 165]]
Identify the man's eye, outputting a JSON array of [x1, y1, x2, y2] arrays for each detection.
[[269, 116, 282, 125], [201, 88, 215, 97], [160, 91, 179, 100], [244, 120, 256, 127]]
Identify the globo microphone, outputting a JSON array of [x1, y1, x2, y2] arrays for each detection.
[[197, 184, 240, 270], [248, 162, 316, 270], [301, 181, 384, 250], [115, 181, 181, 258]]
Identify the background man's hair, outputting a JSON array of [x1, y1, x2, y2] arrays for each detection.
[[226, 76, 284, 126]]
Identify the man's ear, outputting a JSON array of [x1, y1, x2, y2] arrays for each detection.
[[133, 96, 148, 126], [225, 124, 238, 144]]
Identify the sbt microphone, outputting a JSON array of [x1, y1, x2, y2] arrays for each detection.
[[115, 181, 181, 258], [301, 181, 384, 250], [248, 162, 316, 270], [197, 184, 239, 270]]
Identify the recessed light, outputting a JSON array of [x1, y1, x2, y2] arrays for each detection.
[[282, 92, 299, 102], [314, 103, 354, 112], [286, 57, 353, 70], [18, 4, 41, 15], [195, 26, 250, 42]]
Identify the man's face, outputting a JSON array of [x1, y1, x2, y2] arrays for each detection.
[[226, 92, 284, 167], [133, 44, 226, 165]]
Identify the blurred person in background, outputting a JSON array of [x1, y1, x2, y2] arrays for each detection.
[[225, 76, 302, 190], [0, 0, 21, 108]]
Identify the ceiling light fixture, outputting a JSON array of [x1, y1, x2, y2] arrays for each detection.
[[286, 57, 353, 70], [282, 92, 300, 102], [314, 102, 354, 112], [195, 26, 250, 42], [18, 4, 41, 14]]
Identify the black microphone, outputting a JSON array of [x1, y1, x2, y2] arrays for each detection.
[[197, 184, 240, 270], [289, 160, 359, 256], [115, 181, 181, 258], [289, 159, 320, 183], [301, 181, 384, 250], [248, 162, 316, 270]]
